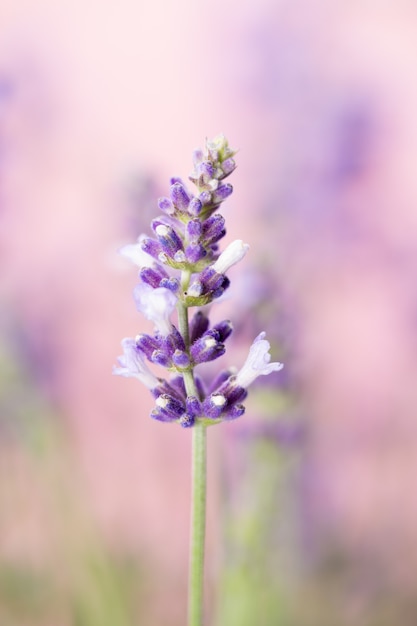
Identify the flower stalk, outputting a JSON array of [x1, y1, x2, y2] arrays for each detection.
[[188, 422, 207, 626], [113, 134, 283, 624]]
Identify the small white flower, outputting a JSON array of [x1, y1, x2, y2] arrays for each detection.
[[119, 235, 154, 268], [113, 338, 159, 388], [133, 282, 177, 336], [235, 332, 283, 389], [212, 240, 249, 275]]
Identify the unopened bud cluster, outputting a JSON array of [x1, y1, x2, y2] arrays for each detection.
[[114, 135, 282, 427]]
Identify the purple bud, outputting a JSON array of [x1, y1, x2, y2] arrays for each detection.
[[151, 350, 171, 367], [140, 265, 168, 289], [224, 404, 245, 420], [198, 191, 212, 205], [188, 197, 203, 216], [179, 414, 195, 428], [186, 219, 202, 240], [154, 223, 184, 259], [215, 376, 248, 405], [221, 158, 236, 176], [208, 368, 236, 394], [212, 183, 233, 203], [185, 243, 206, 264], [163, 326, 186, 354], [169, 375, 187, 398], [170, 182, 191, 211], [186, 395, 201, 418], [152, 378, 184, 401], [198, 160, 216, 181], [202, 214, 226, 245], [141, 237, 162, 260], [194, 375, 206, 400], [191, 331, 225, 364], [193, 267, 230, 299], [172, 349, 190, 369], [189, 311, 210, 343], [211, 320, 233, 342], [159, 277, 180, 293], [151, 393, 186, 422], [158, 196, 175, 214], [135, 333, 160, 360], [202, 394, 227, 419]]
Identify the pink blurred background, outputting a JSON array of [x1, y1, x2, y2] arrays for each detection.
[[1, 1, 417, 624]]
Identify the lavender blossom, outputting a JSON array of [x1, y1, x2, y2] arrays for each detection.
[[114, 135, 283, 427], [113, 338, 161, 389]]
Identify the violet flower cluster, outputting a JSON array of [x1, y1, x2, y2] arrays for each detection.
[[114, 134, 283, 427]]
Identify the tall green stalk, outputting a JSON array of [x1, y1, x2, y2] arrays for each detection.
[[188, 422, 207, 626], [177, 271, 207, 626]]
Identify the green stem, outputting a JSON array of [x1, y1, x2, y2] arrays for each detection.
[[177, 270, 208, 626], [188, 422, 207, 626]]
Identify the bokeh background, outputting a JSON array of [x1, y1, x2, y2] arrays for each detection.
[[1, 1, 417, 625]]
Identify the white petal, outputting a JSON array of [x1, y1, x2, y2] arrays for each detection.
[[113, 338, 159, 389], [133, 283, 177, 336], [212, 240, 249, 275], [119, 235, 154, 268], [235, 332, 283, 388]]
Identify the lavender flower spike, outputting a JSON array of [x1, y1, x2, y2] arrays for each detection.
[[113, 338, 160, 388], [133, 282, 177, 336], [235, 332, 283, 389], [212, 239, 249, 274]]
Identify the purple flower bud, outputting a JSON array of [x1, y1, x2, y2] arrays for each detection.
[[208, 368, 237, 394], [188, 197, 203, 216], [211, 320, 233, 342], [172, 349, 190, 369], [221, 157, 236, 177], [151, 393, 186, 422], [159, 277, 180, 293], [212, 183, 233, 203], [224, 404, 245, 420], [135, 333, 160, 360], [185, 243, 207, 264], [141, 237, 162, 260], [151, 378, 185, 401], [186, 219, 202, 240], [140, 265, 169, 289], [166, 375, 185, 398], [151, 349, 172, 368], [189, 267, 230, 300], [191, 331, 225, 364], [189, 311, 210, 343], [170, 182, 191, 211], [202, 393, 227, 419], [154, 224, 184, 259], [186, 395, 201, 418], [198, 190, 212, 205], [215, 377, 248, 405], [194, 374, 206, 400], [202, 214, 226, 246], [198, 160, 216, 181], [179, 414, 194, 428], [158, 196, 175, 214]]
